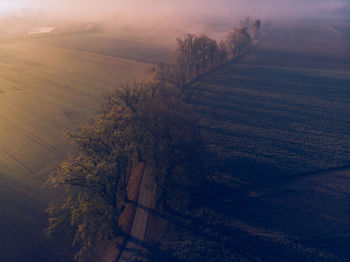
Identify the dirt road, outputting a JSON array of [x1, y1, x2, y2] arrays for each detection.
[[118, 164, 153, 262]]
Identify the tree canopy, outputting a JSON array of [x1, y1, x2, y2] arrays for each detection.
[[46, 82, 203, 260]]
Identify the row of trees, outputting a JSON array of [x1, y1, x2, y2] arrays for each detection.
[[46, 82, 204, 261], [153, 35, 228, 88], [154, 19, 262, 89], [46, 19, 262, 261]]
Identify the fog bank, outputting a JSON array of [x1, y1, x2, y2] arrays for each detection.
[[1, 0, 349, 20], [0, 0, 348, 42]]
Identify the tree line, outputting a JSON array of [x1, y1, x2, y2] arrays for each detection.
[[154, 19, 262, 89], [46, 83, 204, 261], [46, 19, 262, 261]]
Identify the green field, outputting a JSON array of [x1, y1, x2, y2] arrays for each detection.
[[0, 38, 153, 261]]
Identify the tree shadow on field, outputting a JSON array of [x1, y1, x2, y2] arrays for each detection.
[[115, 229, 184, 262], [137, 148, 350, 261]]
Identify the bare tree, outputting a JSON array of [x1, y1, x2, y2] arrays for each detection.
[[226, 27, 252, 58], [217, 40, 228, 65], [175, 33, 197, 83], [195, 34, 218, 74], [251, 19, 262, 40], [174, 33, 219, 88]]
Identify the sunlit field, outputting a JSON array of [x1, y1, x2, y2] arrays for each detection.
[[33, 34, 173, 64], [0, 37, 153, 261], [0, 39, 153, 183]]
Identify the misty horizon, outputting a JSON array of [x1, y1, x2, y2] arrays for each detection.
[[1, 0, 349, 20]]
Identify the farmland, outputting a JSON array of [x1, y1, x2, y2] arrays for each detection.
[[150, 20, 350, 262], [190, 20, 350, 185], [1, 17, 350, 262], [0, 38, 154, 261], [33, 35, 173, 64]]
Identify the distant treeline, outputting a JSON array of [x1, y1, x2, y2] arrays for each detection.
[[46, 19, 262, 261], [153, 19, 262, 89]]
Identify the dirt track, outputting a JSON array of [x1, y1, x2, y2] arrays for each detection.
[[118, 165, 154, 262]]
